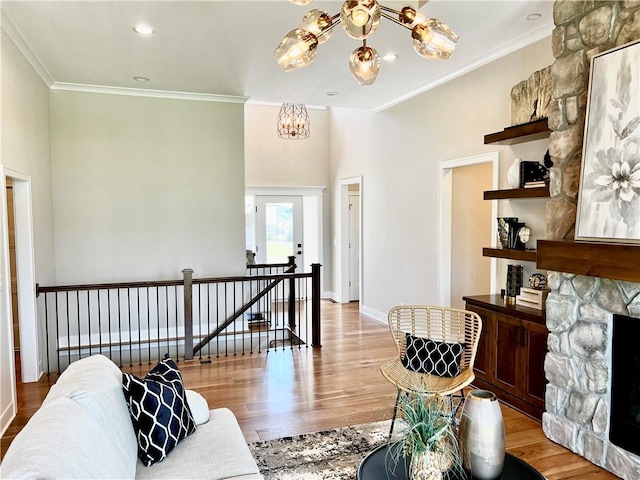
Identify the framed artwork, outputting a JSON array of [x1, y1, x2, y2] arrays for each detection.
[[575, 39, 640, 244]]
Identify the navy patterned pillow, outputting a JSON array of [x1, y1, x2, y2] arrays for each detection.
[[122, 355, 196, 466], [401, 333, 466, 378]]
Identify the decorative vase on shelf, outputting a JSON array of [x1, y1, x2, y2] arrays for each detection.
[[507, 158, 522, 188], [496, 217, 518, 249], [505, 264, 524, 303], [458, 390, 505, 480]]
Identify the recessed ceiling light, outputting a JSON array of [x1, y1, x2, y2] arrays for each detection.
[[133, 24, 155, 36], [382, 53, 398, 62], [133, 76, 150, 82], [325, 92, 338, 97], [526, 13, 542, 21]]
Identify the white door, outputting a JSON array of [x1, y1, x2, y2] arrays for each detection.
[[349, 194, 360, 301], [255, 196, 304, 268]]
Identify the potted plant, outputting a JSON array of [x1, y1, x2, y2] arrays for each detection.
[[388, 392, 465, 480]]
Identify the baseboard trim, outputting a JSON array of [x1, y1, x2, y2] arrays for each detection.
[[360, 305, 387, 324], [322, 291, 338, 301], [0, 399, 16, 437]]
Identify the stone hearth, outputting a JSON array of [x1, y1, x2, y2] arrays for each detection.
[[543, 2, 640, 479], [543, 274, 640, 478]]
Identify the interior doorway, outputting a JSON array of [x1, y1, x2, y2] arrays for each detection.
[[6, 180, 20, 354], [0, 168, 39, 384], [450, 163, 493, 309], [0, 168, 39, 434], [339, 177, 362, 304], [348, 190, 360, 301], [437, 153, 498, 307]]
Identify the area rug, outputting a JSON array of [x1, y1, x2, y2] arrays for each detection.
[[248, 419, 393, 480]]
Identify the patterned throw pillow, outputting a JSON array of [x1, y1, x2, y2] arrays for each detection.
[[122, 355, 197, 466], [401, 333, 466, 378]]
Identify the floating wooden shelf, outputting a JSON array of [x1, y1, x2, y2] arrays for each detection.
[[483, 185, 550, 200], [484, 119, 551, 145], [537, 240, 640, 283], [483, 247, 537, 262]]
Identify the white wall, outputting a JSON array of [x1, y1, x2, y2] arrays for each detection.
[[244, 104, 329, 187], [49, 91, 246, 283], [330, 37, 554, 320], [1, 29, 54, 432], [1, 31, 55, 283], [244, 103, 331, 288]]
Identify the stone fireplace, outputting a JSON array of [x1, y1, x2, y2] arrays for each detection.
[[543, 276, 640, 478], [543, 2, 640, 479]]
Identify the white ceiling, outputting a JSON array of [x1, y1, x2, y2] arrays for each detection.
[[1, 0, 555, 111]]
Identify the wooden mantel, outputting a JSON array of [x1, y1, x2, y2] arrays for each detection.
[[537, 240, 640, 283]]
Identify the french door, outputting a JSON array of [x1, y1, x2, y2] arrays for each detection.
[[255, 196, 303, 267]]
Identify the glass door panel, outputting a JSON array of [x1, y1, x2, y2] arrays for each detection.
[[255, 196, 303, 266]]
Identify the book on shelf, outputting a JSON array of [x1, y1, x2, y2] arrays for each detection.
[[523, 181, 548, 188]]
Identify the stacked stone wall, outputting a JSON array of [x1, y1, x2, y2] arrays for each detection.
[[543, 274, 640, 478], [547, 0, 640, 240], [543, 2, 640, 479]]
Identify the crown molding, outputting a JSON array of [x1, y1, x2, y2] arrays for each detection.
[[50, 83, 248, 104], [246, 100, 327, 111], [1, 9, 54, 87], [245, 186, 326, 197], [373, 21, 554, 113]]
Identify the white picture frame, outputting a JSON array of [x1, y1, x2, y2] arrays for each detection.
[[575, 39, 640, 244]]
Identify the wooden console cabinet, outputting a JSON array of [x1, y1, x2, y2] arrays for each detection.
[[463, 294, 548, 420]]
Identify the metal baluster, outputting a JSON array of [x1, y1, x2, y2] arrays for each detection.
[[198, 283, 202, 361], [128, 288, 133, 367], [164, 286, 169, 361], [107, 289, 112, 363], [118, 288, 122, 367], [174, 286, 179, 362], [156, 286, 160, 360], [215, 283, 220, 358], [137, 288, 142, 366], [87, 291, 91, 358], [44, 293, 50, 375], [65, 292, 71, 369], [224, 282, 228, 357], [206, 283, 211, 360], [146, 287, 151, 364]]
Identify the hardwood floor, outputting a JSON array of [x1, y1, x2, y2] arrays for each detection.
[[1, 301, 618, 478]]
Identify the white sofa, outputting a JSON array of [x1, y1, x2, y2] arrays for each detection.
[[0, 355, 263, 480]]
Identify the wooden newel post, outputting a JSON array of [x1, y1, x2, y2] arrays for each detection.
[[182, 268, 194, 360], [311, 263, 321, 347], [288, 256, 297, 331]]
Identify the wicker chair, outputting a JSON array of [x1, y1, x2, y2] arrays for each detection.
[[381, 305, 482, 435]]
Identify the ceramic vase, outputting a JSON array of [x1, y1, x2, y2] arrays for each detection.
[[507, 158, 522, 188], [505, 264, 523, 302], [458, 390, 505, 480]]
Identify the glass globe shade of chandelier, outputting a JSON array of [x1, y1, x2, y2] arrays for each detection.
[[275, 0, 458, 86]]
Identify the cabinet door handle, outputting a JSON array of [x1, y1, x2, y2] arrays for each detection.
[[516, 326, 522, 347], [522, 327, 528, 347]]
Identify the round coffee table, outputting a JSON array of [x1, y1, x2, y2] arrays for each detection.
[[357, 444, 545, 480]]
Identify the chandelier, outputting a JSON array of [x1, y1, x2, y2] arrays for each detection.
[[277, 103, 310, 139], [275, 0, 458, 86]]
